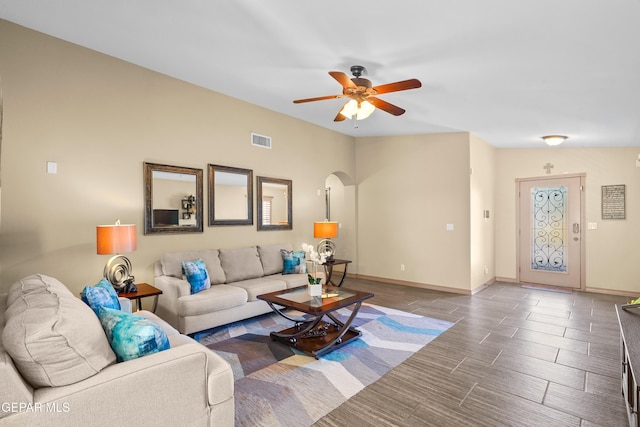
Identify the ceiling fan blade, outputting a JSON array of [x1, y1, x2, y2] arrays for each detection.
[[293, 94, 343, 104], [373, 79, 422, 95], [329, 71, 357, 89], [368, 97, 406, 116], [333, 112, 347, 122], [333, 101, 349, 121]]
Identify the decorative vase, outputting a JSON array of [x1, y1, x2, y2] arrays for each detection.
[[308, 283, 322, 296]]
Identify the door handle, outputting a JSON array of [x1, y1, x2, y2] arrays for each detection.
[[573, 223, 580, 234]]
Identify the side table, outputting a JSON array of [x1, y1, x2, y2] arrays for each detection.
[[322, 259, 352, 287], [119, 283, 163, 313]]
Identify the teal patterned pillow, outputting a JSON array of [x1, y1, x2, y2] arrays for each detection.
[[98, 307, 170, 362], [182, 259, 211, 294], [280, 250, 306, 274], [81, 278, 121, 316]]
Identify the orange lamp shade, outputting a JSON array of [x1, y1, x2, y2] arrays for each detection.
[[313, 221, 338, 239], [96, 224, 137, 255]]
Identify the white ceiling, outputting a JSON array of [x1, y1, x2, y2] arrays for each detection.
[[2, 0, 639, 148]]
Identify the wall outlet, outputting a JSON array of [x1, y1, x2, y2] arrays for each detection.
[[400, 264, 405, 271], [484, 266, 489, 275]]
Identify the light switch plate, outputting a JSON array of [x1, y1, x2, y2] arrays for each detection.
[[446, 224, 454, 231], [46, 161, 57, 174]]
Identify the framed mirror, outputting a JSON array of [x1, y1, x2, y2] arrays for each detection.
[[257, 176, 292, 231], [144, 162, 203, 234], [208, 164, 253, 226]]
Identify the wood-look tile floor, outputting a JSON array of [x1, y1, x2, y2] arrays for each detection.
[[315, 278, 630, 427]]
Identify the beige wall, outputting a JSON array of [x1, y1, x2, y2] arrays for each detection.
[[0, 20, 356, 294], [356, 133, 473, 292], [495, 147, 640, 293], [470, 133, 496, 291]]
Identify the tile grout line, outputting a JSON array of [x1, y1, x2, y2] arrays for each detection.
[[450, 357, 467, 374], [491, 349, 503, 366], [459, 382, 478, 407]]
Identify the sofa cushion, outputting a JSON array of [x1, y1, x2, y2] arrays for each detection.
[[219, 246, 264, 283], [281, 250, 306, 274], [182, 259, 211, 294], [257, 243, 293, 275], [178, 285, 248, 317], [81, 277, 121, 316], [231, 277, 287, 302], [264, 273, 309, 289], [161, 250, 226, 284], [99, 307, 170, 362], [3, 274, 116, 387]]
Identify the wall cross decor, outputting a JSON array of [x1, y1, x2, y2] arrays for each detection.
[[543, 163, 554, 174]]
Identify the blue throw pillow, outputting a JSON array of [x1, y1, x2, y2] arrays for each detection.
[[182, 259, 211, 294], [81, 278, 121, 316], [280, 250, 306, 274], [98, 307, 170, 362]]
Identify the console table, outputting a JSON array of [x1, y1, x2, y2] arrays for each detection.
[[119, 283, 163, 313], [616, 305, 640, 427]]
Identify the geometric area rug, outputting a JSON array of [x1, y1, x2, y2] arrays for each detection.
[[195, 304, 453, 427]]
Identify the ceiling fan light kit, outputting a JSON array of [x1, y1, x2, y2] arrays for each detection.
[[542, 135, 568, 146], [293, 65, 421, 123], [339, 99, 375, 120]]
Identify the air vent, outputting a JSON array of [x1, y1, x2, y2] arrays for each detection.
[[251, 133, 272, 149]]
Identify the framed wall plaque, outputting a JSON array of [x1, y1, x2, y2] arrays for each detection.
[[602, 184, 625, 220]]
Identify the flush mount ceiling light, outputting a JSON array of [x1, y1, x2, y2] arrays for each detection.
[[542, 135, 568, 146]]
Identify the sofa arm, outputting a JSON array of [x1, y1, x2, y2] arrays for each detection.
[[118, 297, 132, 313], [14, 343, 234, 427], [153, 276, 191, 329]]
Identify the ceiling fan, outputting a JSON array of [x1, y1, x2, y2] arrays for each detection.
[[293, 65, 421, 122]]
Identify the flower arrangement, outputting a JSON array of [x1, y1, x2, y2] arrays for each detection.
[[302, 243, 324, 286], [301, 243, 327, 265]]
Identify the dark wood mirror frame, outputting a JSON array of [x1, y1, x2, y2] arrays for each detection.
[[208, 164, 253, 226], [144, 162, 203, 234], [257, 176, 292, 231]]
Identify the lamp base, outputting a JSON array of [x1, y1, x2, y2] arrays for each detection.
[[104, 254, 135, 293], [117, 279, 137, 294], [317, 239, 336, 262]]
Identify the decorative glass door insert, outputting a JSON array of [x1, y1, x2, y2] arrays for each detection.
[[531, 186, 567, 272]]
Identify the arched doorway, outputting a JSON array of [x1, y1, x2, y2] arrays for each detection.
[[324, 172, 356, 273]]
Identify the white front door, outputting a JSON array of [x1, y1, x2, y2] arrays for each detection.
[[517, 175, 584, 289]]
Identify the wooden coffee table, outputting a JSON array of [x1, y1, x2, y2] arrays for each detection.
[[257, 285, 374, 358]]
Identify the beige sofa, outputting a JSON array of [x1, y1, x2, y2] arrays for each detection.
[[154, 243, 308, 334], [0, 274, 234, 427]]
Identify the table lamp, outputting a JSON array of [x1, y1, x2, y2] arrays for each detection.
[[96, 220, 137, 293], [313, 220, 338, 262]]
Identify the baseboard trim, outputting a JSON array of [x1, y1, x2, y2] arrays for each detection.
[[586, 287, 637, 298]]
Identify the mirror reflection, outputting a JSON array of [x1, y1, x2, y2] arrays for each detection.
[[144, 162, 203, 234], [257, 176, 292, 231], [208, 164, 253, 226]]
